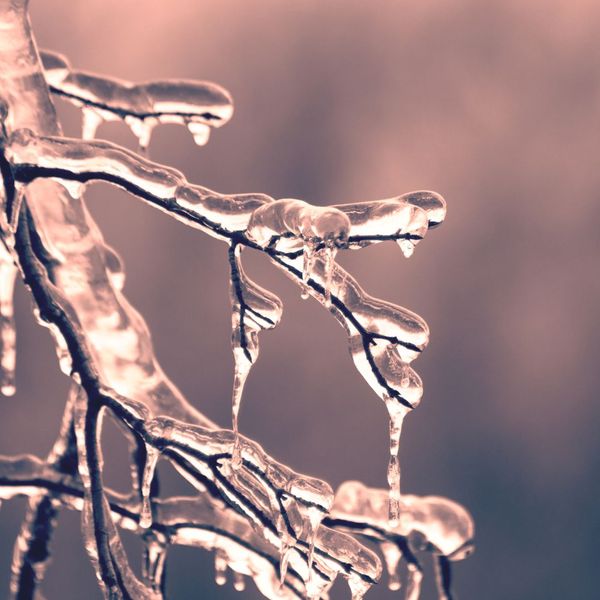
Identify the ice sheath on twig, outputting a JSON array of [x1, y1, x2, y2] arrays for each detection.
[[0, 1, 472, 598]]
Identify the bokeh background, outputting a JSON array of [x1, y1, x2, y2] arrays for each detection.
[[1, 0, 599, 598]]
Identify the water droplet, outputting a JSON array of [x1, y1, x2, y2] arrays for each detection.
[[126, 116, 156, 154], [214, 550, 228, 586], [187, 121, 211, 146], [347, 573, 372, 600], [233, 570, 245, 592], [380, 541, 402, 591], [398, 238, 415, 258]]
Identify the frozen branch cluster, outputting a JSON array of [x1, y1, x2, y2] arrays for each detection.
[[0, 2, 473, 599]]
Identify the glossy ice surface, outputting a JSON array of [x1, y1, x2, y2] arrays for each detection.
[[0, 1, 470, 598]]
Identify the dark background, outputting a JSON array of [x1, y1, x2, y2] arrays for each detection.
[[1, 0, 599, 598]]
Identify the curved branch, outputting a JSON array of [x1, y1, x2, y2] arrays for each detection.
[[6, 131, 439, 410], [40, 49, 233, 149]]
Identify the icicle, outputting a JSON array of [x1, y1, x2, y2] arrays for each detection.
[[380, 541, 402, 591], [398, 238, 415, 258], [304, 505, 323, 576], [232, 570, 246, 592], [231, 359, 251, 469], [321, 241, 337, 307], [347, 573, 372, 600], [81, 107, 103, 140], [278, 534, 294, 585], [0, 248, 17, 396], [214, 549, 228, 586], [125, 116, 156, 154], [142, 533, 168, 592], [139, 444, 160, 529], [186, 120, 211, 146], [40, 49, 71, 86], [405, 564, 423, 600], [385, 395, 407, 527]]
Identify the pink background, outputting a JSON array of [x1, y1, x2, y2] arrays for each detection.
[[1, 1, 599, 598]]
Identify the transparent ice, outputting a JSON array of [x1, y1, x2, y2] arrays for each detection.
[[0, 1, 473, 598]]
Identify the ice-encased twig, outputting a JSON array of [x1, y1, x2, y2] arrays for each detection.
[[72, 384, 162, 599], [9, 381, 79, 599], [0, 4, 466, 597], [7, 201, 381, 598], [5, 129, 442, 548], [40, 49, 234, 150], [0, 453, 384, 600], [325, 481, 475, 599], [227, 242, 283, 466], [6, 131, 439, 413]]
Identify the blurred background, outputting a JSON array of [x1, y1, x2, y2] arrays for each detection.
[[1, 0, 599, 597]]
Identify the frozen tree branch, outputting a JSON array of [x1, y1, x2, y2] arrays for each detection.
[[0, 1, 473, 598]]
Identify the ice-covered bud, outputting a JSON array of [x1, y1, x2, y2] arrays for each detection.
[[246, 199, 350, 249]]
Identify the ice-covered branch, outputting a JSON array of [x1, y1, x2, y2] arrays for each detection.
[[5, 129, 443, 525], [326, 482, 475, 600], [5, 130, 438, 411], [0, 452, 382, 600], [40, 50, 233, 150], [0, 3, 473, 598]]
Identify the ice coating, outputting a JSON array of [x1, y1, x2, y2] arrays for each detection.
[[233, 570, 246, 591], [332, 482, 474, 558], [5, 130, 443, 584], [215, 549, 228, 586], [0, 454, 382, 600], [40, 49, 234, 150], [228, 243, 283, 467], [142, 533, 168, 593], [6, 131, 431, 409], [247, 199, 351, 249], [334, 198, 428, 258], [247, 199, 350, 303]]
